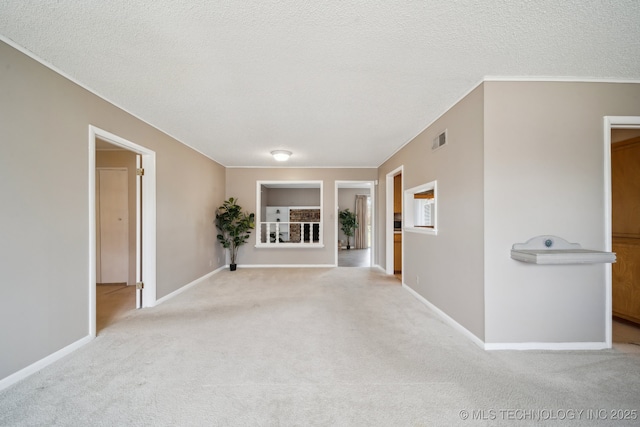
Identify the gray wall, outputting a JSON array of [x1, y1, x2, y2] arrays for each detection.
[[266, 188, 321, 206], [378, 80, 640, 345], [378, 84, 486, 340], [483, 81, 640, 344], [0, 41, 226, 381], [226, 168, 377, 266]]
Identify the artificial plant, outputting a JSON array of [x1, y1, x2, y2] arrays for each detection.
[[338, 208, 358, 250], [215, 197, 255, 270]]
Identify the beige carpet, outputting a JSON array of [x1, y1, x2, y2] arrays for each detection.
[[1, 268, 640, 426]]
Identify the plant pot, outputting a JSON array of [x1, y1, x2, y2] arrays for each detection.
[[230, 263, 237, 271], [347, 244, 351, 250]]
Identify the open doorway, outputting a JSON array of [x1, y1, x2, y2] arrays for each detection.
[[335, 181, 375, 267], [605, 117, 640, 351], [95, 144, 137, 332], [385, 167, 403, 281], [609, 122, 640, 353], [89, 126, 157, 337]]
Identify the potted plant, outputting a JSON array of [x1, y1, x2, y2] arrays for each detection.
[[338, 208, 358, 250], [215, 197, 255, 271]]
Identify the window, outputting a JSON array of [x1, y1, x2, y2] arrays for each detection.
[[255, 181, 324, 247], [404, 181, 437, 235]]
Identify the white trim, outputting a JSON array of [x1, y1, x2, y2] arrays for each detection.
[[484, 342, 608, 351], [377, 79, 640, 169], [404, 180, 438, 235], [228, 165, 377, 169], [5, 32, 635, 173], [0, 267, 226, 391], [235, 264, 335, 268], [255, 180, 324, 247], [255, 243, 325, 249], [405, 259, 613, 351], [378, 80, 484, 167], [386, 166, 403, 275], [404, 228, 437, 236], [0, 35, 223, 167], [402, 283, 485, 349], [484, 76, 640, 84], [89, 125, 157, 336], [88, 136, 97, 336], [135, 154, 142, 309], [603, 116, 640, 349], [0, 335, 94, 392], [155, 267, 226, 306], [335, 180, 376, 267]]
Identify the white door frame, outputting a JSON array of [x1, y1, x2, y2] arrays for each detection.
[[335, 181, 376, 267], [385, 166, 403, 275], [603, 116, 640, 348], [89, 125, 157, 337]]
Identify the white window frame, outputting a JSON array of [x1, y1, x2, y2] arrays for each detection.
[[404, 180, 437, 235], [255, 180, 324, 248]]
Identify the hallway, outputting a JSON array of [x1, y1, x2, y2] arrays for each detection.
[[96, 284, 136, 333]]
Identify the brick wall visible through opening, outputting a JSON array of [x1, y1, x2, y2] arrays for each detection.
[[289, 209, 320, 242]]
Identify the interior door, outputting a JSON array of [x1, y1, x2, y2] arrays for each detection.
[[98, 168, 129, 284]]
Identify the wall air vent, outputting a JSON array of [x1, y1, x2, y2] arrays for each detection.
[[432, 130, 447, 151]]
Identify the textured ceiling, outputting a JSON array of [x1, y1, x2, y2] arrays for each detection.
[[1, 1, 639, 167]]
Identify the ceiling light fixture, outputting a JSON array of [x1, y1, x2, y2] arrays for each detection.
[[271, 150, 292, 161]]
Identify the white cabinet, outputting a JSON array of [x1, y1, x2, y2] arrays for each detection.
[[265, 207, 290, 242]]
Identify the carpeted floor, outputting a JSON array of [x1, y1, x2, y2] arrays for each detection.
[[1, 268, 640, 426]]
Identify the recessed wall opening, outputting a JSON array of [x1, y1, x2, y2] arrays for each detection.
[[404, 180, 437, 235], [256, 181, 324, 248]]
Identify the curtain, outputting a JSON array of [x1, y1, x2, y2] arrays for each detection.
[[355, 195, 369, 249]]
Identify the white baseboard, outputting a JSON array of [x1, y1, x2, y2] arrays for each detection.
[[0, 335, 94, 392], [1, 268, 227, 390], [155, 266, 226, 306], [484, 342, 610, 351], [235, 264, 335, 268], [402, 283, 485, 349], [402, 284, 610, 351]]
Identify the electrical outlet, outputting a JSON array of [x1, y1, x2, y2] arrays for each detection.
[[416, 275, 419, 285], [217, 256, 220, 264], [209, 260, 212, 267]]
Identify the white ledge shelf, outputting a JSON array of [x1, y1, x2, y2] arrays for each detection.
[[255, 243, 324, 249], [511, 235, 616, 265]]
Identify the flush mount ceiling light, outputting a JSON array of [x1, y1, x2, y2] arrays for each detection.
[[271, 150, 292, 161]]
